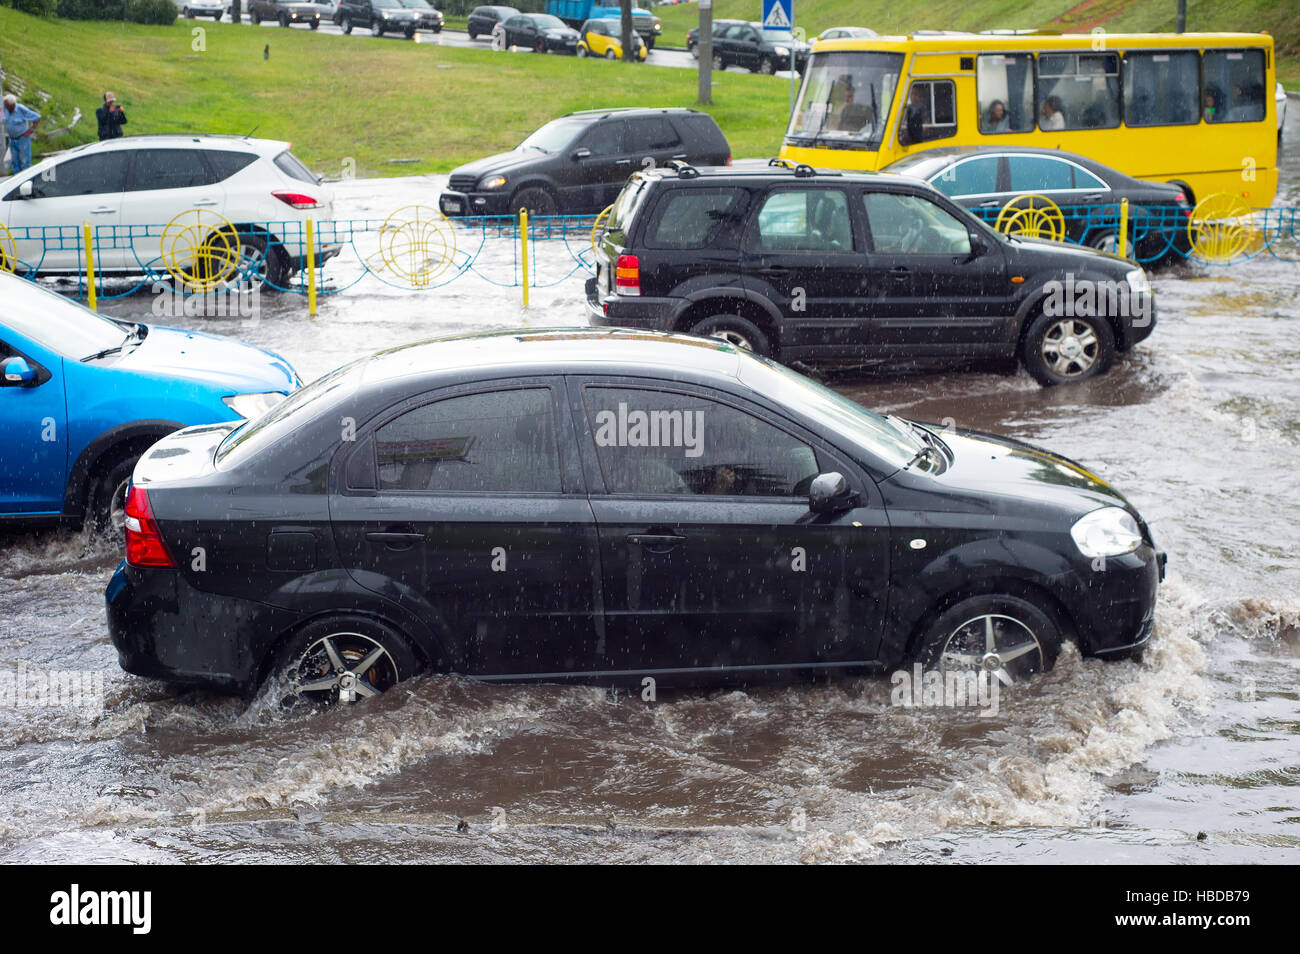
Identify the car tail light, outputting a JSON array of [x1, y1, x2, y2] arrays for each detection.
[[124, 486, 176, 569], [726, 154, 733, 166], [272, 191, 322, 210], [615, 254, 641, 296], [1174, 192, 1187, 204]]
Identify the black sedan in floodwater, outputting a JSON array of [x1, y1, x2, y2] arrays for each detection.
[[106, 330, 1163, 704]]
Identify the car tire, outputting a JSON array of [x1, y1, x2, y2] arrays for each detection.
[[605, 48, 616, 60], [250, 8, 260, 23], [1021, 308, 1115, 386], [913, 594, 1062, 684], [510, 186, 558, 217], [468, 27, 477, 39], [272, 615, 421, 706], [758, 56, 774, 74], [215, 229, 289, 291], [712, 52, 723, 70], [87, 452, 141, 539], [535, 38, 547, 53], [371, 20, 383, 36], [432, 24, 441, 33], [340, 15, 352, 32], [278, 12, 289, 26], [688, 314, 772, 356], [404, 26, 415, 38], [1086, 230, 1118, 254], [689, 43, 697, 60]]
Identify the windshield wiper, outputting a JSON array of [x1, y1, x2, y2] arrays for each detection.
[[82, 326, 144, 363]]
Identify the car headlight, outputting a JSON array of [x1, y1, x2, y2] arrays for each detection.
[[653, 21, 661, 32], [222, 392, 288, 420], [1070, 507, 1142, 558], [1125, 267, 1150, 295], [481, 175, 507, 190], [774, 45, 790, 55]]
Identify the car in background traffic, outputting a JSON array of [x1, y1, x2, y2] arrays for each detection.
[[0, 274, 299, 532], [497, 12, 580, 53], [335, 0, 443, 36], [178, 0, 228, 19], [711, 21, 810, 74], [546, 1, 661, 49], [248, 0, 322, 27], [0, 134, 337, 290], [577, 17, 647, 61], [686, 18, 741, 59], [466, 4, 516, 38], [1278, 81, 1288, 140], [440, 107, 730, 217], [104, 328, 1163, 702], [817, 26, 878, 40], [883, 146, 1191, 262], [587, 161, 1156, 386]]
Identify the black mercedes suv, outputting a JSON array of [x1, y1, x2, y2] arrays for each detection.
[[586, 160, 1157, 386], [439, 108, 731, 217]]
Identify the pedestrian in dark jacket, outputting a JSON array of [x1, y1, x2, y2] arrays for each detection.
[[96, 92, 127, 141]]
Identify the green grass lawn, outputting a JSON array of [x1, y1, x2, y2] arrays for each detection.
[[0, 8, 791, 176], [655, 0, 1300, 85]]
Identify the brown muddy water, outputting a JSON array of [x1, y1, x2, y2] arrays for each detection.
[[1, 121, 1297, 863]]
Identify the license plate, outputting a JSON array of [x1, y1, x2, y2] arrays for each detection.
[[444, 199, 462, 213]]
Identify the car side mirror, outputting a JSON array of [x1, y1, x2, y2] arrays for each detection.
[[968, 230, 989, 256], [572, 147, 592, 161], [18, 180, 33, 199], [809, 472, 858, 514], [2, 356, 37, 387]]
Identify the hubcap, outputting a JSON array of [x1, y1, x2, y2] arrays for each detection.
[[288, 632, 399, 705], [1041, 318, 1099, 377], [708, 329, 753, 351], [937, 613, 1044, 686]]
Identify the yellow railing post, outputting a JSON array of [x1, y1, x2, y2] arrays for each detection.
[[1118, 198, 1129, 259], [306, 218, 317, 317], [520, 208, 530, 307], [82, 222, 97, 312]]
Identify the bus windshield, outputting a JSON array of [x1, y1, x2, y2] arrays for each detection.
[[787, 51, 904, 150]]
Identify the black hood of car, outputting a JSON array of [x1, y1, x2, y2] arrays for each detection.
[[450, 149, 555, 182], [914, 426, 1135, 520], [545, 26, 578, 37], [1003, 233, 1137, 273]]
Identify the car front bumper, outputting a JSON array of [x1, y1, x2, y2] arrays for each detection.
[[440, 189, 512, 217], [1062, 543, 1165, 657]]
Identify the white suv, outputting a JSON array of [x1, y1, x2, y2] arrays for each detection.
[[0, 134, 337, 289]]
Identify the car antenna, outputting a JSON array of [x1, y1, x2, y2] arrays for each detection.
[[244, 125, 259, 140]]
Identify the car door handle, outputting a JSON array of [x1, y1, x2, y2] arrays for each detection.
[[890, 266, 910, 280], [627, 532, 685, 551], [194, 199, 220, 207], [90, 207, 115, 214], [759, 265, 794, 274], [1083, 193, 1105, 201], [366, 530, 423, 550], [615, 159, 632, 166]]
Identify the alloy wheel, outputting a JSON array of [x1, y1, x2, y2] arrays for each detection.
[[1040, 318, 1100, 377], [287, 632, 400, 704], [935, 613, 1045, 686]]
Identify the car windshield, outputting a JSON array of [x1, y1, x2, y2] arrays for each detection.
[[0, 277, 131, 359], [788, 51, 905, 150], [518, 117, 588, 154], [531, 13, 565, 29], [764, 29, 797, 43], [398, 0, 432, 8], [737, 355, 923, 470]]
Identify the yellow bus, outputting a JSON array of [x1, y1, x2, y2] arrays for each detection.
[[780, 32, 1279, 206]]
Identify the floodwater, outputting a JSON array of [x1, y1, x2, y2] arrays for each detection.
[[1, 117, 1297, 863]]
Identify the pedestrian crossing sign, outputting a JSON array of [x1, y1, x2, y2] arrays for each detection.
[[762, 0, 793, 31]]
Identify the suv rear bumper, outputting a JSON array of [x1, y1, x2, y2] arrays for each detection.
[[586, 277, 676, 330]]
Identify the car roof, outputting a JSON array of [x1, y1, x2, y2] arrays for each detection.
[[562, 106, 707, 120], [358, 328, 744, 388], [883, 144, 1123, 178], [39, 134, 288, 161]]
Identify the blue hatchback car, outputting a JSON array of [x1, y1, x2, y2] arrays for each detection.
[[0, 274, 300, 531]]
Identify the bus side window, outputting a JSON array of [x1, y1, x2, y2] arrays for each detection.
[[1203, 49, 1267, 124], [977, 53, 1036, 133], [1123, 51, 1200, 126], [1036, 52, 1119, 130], [900, 80, 956, 145]]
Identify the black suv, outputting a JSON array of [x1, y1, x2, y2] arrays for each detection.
[[587, 161, 1157, 386], [711, 21, 809, 74], [335, 0, 443, 36], [248, 0, 322, 27], [439, 108, 731, 217]]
